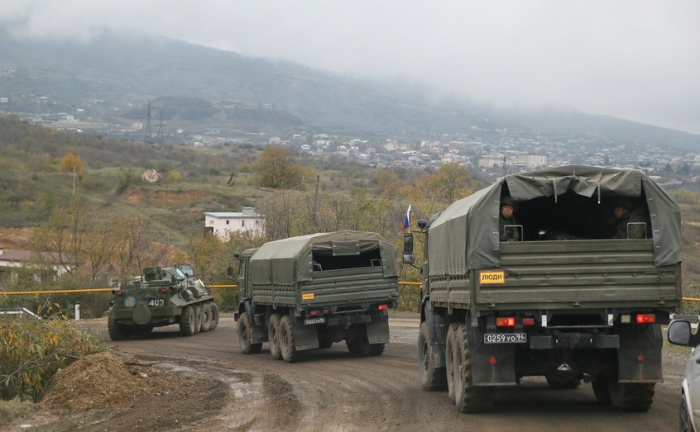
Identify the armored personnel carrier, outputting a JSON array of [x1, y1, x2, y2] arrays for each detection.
[[108, 264, 219, 340]]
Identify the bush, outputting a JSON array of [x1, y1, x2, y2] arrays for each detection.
[[0, 317, 104, 401]]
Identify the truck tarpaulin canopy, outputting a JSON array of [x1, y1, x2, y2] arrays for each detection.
[[249, 230, 398, 285], [427, 165, 681, 275]]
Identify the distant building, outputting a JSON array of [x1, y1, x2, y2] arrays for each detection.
[[204, 207, 265, 240], [0, 247, 73, 287]]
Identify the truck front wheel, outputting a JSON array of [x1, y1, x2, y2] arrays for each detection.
[[418, 321, 447, 392], [238, 312, 262, 354], [453, 323, 493, 413], [279, 315, 300, 363]]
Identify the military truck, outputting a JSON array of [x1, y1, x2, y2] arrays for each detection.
[[108, 264, 219, 340], [232, 230, 399, 362], [403, 165, 682, 413]]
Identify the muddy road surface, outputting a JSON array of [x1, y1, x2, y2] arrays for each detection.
[[62, 315, 689, 431]]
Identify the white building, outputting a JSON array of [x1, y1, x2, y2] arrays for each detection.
[[204, 207, 265, 240]]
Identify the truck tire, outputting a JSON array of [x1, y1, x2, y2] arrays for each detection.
[[445, 323, 458, 400], [208, 303, 219, 330], [368, 343, 385, 356], [592, 375, 611, 404], [199, 302, 212, 332], [192, 304, 202, 334], [179, 305, 197, 336], [347, 331, 371, 356], [418, 321, 447, 392], [279, 315, 300, 363], [608, 380, 655, 412], [238, 312, 262, 354], [453, 323, 493, 413], [268, 313, 283, 360], [108, 315, 131, 340]]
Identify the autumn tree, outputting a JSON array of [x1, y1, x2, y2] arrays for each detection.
[[58, 151, 86, 180], [427, 163, 474, 204], [254, 146, 314, 189]]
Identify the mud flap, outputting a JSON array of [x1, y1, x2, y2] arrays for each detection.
[[292, 320, 320, 351], [617, 323, 663, 382], [469, 324, 517, 385], [424, 300, 446, 369], [366, 315, 390, 344]]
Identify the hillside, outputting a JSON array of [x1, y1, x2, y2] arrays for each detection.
[[1, 30, 699, 148]]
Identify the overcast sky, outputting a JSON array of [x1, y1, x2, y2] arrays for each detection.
[[2, 1, 699, 134]]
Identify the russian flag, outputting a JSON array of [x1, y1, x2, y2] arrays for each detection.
[[402, 205, 412, 230]]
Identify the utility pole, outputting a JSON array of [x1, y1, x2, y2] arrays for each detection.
[[144, 100, 154, 144]]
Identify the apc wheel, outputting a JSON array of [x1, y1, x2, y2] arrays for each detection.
[[418, 321, 447, 392], [681, 392, 694, 432], [268, 313, 283, 360], [179, 305, 197, 336], [192, 304, 202, 334], [608, 379, 655, 412], [238, 312, 262, 354], [279, 315, 300, 363], [453, 323, 493, 413], [199, 303, 212, 332], [107, 316, 131, 341], [208, 303, 219, 330]]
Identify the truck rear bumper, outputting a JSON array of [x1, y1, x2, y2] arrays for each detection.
[[530, 334, 619, 349]]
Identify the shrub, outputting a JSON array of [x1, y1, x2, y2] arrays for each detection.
[[0, 318, 104, 402]]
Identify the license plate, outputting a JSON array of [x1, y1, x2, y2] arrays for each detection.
[[304, 317, 326, 325], [484, 333, 527, 344]]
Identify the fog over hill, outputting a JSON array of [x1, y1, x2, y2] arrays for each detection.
[[1, 30, 699, 149]]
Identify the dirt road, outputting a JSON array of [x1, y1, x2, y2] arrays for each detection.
[[7, 314, 690, 431]]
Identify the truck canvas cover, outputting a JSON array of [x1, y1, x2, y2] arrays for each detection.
[[249, 230, 399, 285], [428, 165, 681, 275]]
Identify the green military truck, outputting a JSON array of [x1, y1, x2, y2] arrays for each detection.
[[403, 165, 682, 413], [108, 264, 219, 340], [232, 230, 399, 362]]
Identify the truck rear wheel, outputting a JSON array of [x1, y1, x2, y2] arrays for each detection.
[[238, 312, 262, 354], [445, 323, 458, 400], [279, 315, 299, 362], [179, 305, 197, 336], [453, 323, 493, 413], [208, 303, 219, 330], [199, 303, 212, 332], [608, 380, 655, 411], [419, 321, 447, 392], [268, 313, 282, 360]]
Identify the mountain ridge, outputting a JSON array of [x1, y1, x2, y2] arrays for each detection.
[[1, 29, 698, 148]]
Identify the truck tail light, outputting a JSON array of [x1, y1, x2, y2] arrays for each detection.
[[496, 317, 515, 327], [309, 310, 321, 317], [522, 318, 535, 326], [636, 314, 656, 324], [115, 290, 125, 296], [378, 304, 388, 311], [158, 288, 168, 294]]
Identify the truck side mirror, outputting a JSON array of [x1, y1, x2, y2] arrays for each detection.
[[402, 232, 415, 264]]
